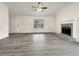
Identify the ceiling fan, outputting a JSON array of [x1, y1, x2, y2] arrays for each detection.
[[32, 2, 48, 12]]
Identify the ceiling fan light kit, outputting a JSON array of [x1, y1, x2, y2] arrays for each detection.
[[32, 2, 48, 12]]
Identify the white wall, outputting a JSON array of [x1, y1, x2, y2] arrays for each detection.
[[55, 2, 79, 42], [0, 3, 9, 39], [9, 16, 54, 33]]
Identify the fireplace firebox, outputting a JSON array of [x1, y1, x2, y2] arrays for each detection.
[[61, 23, 73, 36]]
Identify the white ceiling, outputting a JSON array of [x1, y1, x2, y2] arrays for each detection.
[[4, 2, 68, 16]]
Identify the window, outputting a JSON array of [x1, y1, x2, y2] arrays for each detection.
[[34, 19, 44, 29]]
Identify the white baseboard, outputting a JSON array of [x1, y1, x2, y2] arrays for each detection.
[[74, 39, 79, 42], [0, 34, 9, 39]]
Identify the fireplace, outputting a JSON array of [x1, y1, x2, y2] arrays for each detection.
[[61, 23, 73, 36], [62, 27, 71, 36]]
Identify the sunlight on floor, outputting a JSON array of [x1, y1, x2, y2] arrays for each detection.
[[33, 34, 46, 47]]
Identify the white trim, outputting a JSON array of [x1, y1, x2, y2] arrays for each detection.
[[0, 34, 9, 39]]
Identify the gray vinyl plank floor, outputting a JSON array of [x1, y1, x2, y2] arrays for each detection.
[[0, 33, 79, 56]]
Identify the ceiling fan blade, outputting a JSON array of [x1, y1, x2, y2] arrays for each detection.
[[41, 7, 47, 9], [32, 6, 37, 8]]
